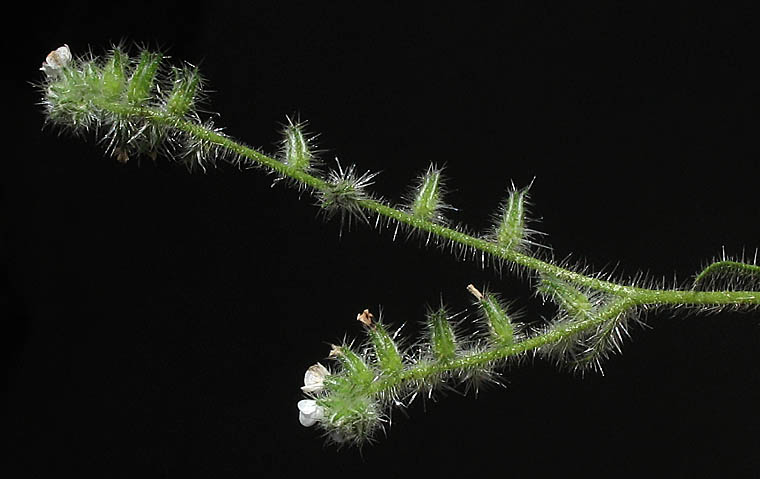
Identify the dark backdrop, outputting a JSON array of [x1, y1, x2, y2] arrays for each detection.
[[7, 2, 759, 476]]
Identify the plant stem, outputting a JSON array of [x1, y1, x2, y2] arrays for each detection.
[[370, 297, 638, 395], [98, 102, 760, 309]]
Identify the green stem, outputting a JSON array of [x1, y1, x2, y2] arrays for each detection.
[[364, 287, 758, 397], [630, 288, 760, 305], [694, 260, 760, 287], [98, 102, 760, 309], [370, 297, 638, 395]]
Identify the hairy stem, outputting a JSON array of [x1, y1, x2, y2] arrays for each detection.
[[694, 260, 760, 287], [96, 101, 760, 308], [99, 103, 758, 306], [370, 297, 639, 396], [39, 46, 759, 446]]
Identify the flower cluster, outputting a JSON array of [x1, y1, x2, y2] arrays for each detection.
[[297, 363, 329, 427]]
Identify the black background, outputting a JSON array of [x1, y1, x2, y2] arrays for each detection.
[[6, 2, 760, 477]]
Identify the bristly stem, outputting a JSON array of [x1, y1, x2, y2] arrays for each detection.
[[38, 45, 759, 448], [92, 103, 760, 308]]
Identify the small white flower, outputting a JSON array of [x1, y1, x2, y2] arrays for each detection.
[[297, 399, 324, 427], [41, 44, 72, 77], [301, 362, 329, 393]]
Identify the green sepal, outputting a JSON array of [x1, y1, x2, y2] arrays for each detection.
[[427, 307, 457, 361], [317, 393, 381, 445], [494, 186, 529, 251], [410, 165, 445, 222], [367, 323, 404, 375], [334, 345, 375, 388], [44, 59, 102, 128], [127, 50, 162, 106], [165, 66, 201, 117], [539, 274, 593, 319], [101, 48, 128, 101], [320, 344, 383, 444], [479, 293, 515, 347], [282, 118, 315, 172]]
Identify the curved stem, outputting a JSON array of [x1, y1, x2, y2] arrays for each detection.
[[694, 260, 760, 287]]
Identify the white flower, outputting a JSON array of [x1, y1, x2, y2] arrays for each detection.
[[41, 44, 72, 77], [301, 362, 329, 393], [297, 399, 324, 427]]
